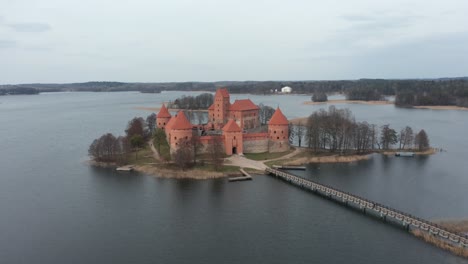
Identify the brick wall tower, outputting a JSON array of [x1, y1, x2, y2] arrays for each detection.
[[268, 107, 289, 152], [168, 111, 193, 153], [156, 104, 172, 130]]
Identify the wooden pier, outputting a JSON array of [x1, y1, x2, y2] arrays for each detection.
[[265, 167, 468, 249], [272, 165, 306, 170], [116, 165, 134, 171], [228, 169, 253, 182]]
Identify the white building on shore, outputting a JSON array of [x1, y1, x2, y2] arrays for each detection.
[[281, 86, 292, 93]]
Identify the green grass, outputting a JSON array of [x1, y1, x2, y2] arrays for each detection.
[[127, 146, 154, 165], [243, 149, 294, 161], [153, 137, 171, 161]]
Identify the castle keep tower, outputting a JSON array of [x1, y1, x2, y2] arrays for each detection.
[[268, 107, 289, 152], [156, 104, 172, 130], [208, 88, 230, 129]]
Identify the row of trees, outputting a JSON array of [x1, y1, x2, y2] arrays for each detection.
[[167, 93, 214, 109], [311, 92, 328, 102], [89, 115, 154, 163], [290, 106, 430, 153], [258, 103, 276, 125], [171, 135, 225, 171]]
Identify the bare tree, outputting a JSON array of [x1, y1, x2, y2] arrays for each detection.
[[126, 117, 148, 139], [398, 126, 414, 149], [414, 129, 430, 151], [173, 139, 193, 170], [296, 122, 305, 147], [146, 113, 156, 136], [259, 104, 275, 125], [380, 124, 397, 150], [208, 136, 224, 171]]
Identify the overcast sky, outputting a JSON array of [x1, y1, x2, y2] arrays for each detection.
[[1, 0, 468, 84]]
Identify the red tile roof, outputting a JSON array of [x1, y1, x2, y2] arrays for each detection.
[[157, 104, 171, 118], [229, 99, 259, 111], [171, 111, 193, 130], [222, 119, 242, 132], [165, 116, 176, 131], [215, 88, 230, 98], [268, 107, 289, 125]]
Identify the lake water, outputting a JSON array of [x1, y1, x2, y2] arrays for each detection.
[[1, 91, 467, 264]]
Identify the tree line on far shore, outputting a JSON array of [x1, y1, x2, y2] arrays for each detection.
[[167, 93, 214, 110], [289, 106, 430, 153]]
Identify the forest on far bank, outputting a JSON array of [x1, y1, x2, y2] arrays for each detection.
[[3, 78, 468, 107]]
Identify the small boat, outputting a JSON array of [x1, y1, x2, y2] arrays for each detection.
[[395, 152, 415, 157]]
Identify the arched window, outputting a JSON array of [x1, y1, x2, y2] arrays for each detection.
[[277, 137, 279, 140]]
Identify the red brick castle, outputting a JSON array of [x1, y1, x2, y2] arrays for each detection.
[[156, 88, 289, 156]]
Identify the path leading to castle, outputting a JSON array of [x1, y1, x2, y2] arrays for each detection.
[[225, 155, 267, 171], [225, 148, 303, 171]]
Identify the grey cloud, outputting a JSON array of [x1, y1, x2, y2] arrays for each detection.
[[8, 22, 51, 32], [0, 40, 17, 48]]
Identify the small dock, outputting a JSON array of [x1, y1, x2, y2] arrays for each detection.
[[116, 165, 134, 171], [228, 169, 252, 182], [272, 165, 306, 170], [395, 152, 415, 157]]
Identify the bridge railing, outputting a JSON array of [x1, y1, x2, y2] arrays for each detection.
[[265, 167, 468, 246]]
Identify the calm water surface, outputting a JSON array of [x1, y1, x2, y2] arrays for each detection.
[[0, 91, 467, 264]]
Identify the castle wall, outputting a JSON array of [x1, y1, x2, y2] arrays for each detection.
[[197, 135, 225, 154], [269, 140, 289, 153], [243, 133, 269, 153]]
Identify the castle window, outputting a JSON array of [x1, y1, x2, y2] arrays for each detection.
[[234, 136, 236, 139], [174, 136, 177, 140], [277, 137, 279, 139], [163, 122, 166, 125], [185, 136, 188, 139], [274, 131, 276, 134], [281, 131, 283, 134]]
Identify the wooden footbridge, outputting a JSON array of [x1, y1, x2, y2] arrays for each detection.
[[265, 167, 468, 248]]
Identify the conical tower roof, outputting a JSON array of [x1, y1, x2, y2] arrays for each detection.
[[268, 107, 289, 125], [171, 111, 192, 130], [222, 119, 242, 132], [157, 104, 171, 118]]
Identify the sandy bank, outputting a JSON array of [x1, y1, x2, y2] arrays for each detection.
[[412, 229, 468, 258], [134, 106, 208, 112], [133, 165, 227, 179], [413, 105, 468, 110], [289, 117, 308, 125], [283, 154, 371, 165], [435, 219, 468, 234], [303, 99, 392, 106], [382, 148, 438, 156]]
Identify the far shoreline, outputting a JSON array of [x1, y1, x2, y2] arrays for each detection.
[[302, 99, 468, 111]]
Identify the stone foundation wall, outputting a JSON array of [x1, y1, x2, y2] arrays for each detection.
[[269, 140, 289, 153], [243, 133, 269, 153]]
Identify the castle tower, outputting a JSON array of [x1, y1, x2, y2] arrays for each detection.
[[222, 119, 243, 155], [208, 88, 230, 129], [156, 104, 172, 130], [168, 111, 193, 153], [268, 107, 289, 152]]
